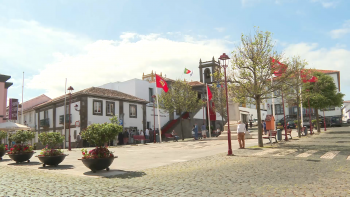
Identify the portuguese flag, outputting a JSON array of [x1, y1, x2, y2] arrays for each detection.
[[184, 68, 193, 76]]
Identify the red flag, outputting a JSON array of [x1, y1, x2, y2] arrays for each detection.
[[300, 70, 318, 83], [207, 86, 212, 101], [155, 74, 168, 92], [271, 58, 287, 77]]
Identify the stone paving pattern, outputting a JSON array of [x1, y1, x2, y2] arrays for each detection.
[[0, 127, 350, 196]]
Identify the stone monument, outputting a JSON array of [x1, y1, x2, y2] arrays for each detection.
[[217, 101, 253, 140]]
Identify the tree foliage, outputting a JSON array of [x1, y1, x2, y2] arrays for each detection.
[[0, 130, 7, 141], [9, 130, 35, 145], [302, 71, 344, 132], [212, 72, 228, 125], [81, 123, 123, 147], [158, 79, 204, 140], [38, 132, 65, 149], [227, 28, 294, 147], [282, 57, 309, 137]]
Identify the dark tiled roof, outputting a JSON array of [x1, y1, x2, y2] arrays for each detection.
[[35, 87, 148, 109]]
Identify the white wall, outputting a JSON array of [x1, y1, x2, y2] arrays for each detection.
[[146, 106, 169, 129], [87, 97, 119, 125], [123, 101, 143, 130], [55, 101, 81, 129], [239, 107, 267, 121]]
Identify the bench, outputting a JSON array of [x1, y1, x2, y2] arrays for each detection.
[[263, 130, 278, 143], [164, 133, 177, 142], [133, 135, 149, 144], [282, 129, 292, 139]]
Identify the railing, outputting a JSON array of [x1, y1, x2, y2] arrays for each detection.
[[40, 118, 50, 127], [59, 114, 72, 124]]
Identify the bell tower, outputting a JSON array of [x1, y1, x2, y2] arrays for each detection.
[[198, 56, 220, 84]]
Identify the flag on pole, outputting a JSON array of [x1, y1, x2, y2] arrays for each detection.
[[271, 58, 287, 77], [184, 68, 192, 74], [155, 74, 169, 92], [207, 85, 212, 101]]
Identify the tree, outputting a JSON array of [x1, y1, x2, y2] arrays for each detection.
[[302, 71, 344, 133], [282, 57, 308, 138], [227, 29, 294, 147], [158, 79, 204, 140], [212, 73, 228, 130]]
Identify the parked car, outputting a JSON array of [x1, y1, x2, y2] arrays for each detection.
[[286, 121, 296, 129], [347, 119, 350, 124], [331, 117, 342, 127]]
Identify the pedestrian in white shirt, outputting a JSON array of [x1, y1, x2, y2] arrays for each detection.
[[145, 129, 150, 142], [237, 120, 246, 149], [139, 130, 144, 144]]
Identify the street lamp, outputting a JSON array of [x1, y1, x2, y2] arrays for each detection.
[[306, 89, 313, 135], [152, 95, 156, 143], [67, 86, 74, 151], [219, 53, 233, 156]]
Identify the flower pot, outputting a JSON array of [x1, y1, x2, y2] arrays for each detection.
[[0, 150, 6, 160], [37, 154, 68, 167], [8, 152, 35, 163], [79, 156, 117, 173]]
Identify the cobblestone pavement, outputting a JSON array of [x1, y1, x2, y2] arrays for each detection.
[[1, 127, 350, 196]]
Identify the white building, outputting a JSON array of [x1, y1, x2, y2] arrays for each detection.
[[342, 100, 350, 122], [31, 87, 148, 148], [266, 69, 341, 124]]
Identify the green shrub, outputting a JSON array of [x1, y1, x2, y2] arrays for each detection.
[[38, 132, 64, 149], [9, 130, 35, 145], [0, 130, 7, 142], [81, 123, 123, 148]]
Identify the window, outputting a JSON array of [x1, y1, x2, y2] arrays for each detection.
[[66, 105, 69, 114], [324, 106, 335, 111], [129, 104, 137, 118], [29, 113, 32, 123], [149, 88, 154, 102], [93, 100, 103, 115], [44, 110, 48, 119], [106, 101, 115, 116], [275, 104, 284, 115], [24, 115, 27, 122]]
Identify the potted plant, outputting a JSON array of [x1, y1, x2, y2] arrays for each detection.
[[7, 130, 35, 163], [277, 123, 283, 130], [0, 130, 8, 160], [36, 132, 66, 167], [79, 122, 122, 173]]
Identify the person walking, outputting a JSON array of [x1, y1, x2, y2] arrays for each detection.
[[123, 129, 129, 145], [249, 120, 253, 129], [245, 122, 249, 133], [263, 120, 267, 135], [201, 123, 207, 139], [237, 120, 246, 149], [118, 131, 123, 145], [139, 130, 144, 144], [192, 125, 195, 139], [76, 133, 81, 148], [171, 130, 179, 142], [194, 123, 198, 140], [145, 128, 149, 143]]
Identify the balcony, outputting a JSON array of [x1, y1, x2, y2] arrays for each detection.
[[59, 114, 72, 124], [40, 118, 50, 128]]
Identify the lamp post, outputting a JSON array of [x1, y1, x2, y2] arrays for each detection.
[[219, 53, 233, 156], [323, 110, 326, 131], [152, 95, 156, 143], [67, 86, 74, 151], [281, 91, 288, 141]]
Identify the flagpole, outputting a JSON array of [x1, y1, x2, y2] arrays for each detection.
[[300, 86, 303, 128], [271, 76, 275, 131], [64, 78, 67, 149], [206, 84, 211, 138], [155, 83, 162, 143], [22, 72, 24, 125]]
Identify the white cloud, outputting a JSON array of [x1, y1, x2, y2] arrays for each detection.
[[24, 30, 231, 98], [284, 42, 350, 92], [311, 0, 339, 8], [215, 27, 225, 33], [330, 20, 350, 39]]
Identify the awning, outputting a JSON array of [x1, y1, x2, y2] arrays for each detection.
[[0, 122, 31, 131]]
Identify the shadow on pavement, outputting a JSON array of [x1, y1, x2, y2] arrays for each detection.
[[107, 171, 147, 179], [0, 159, 11, 162], [8, 161, 41, 166], [38, 165, 75, 170]]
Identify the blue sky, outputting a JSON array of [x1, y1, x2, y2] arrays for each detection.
[[1, 0, 349, 103]]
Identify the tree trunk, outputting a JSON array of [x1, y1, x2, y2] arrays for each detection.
[[296, 94, 301, 138], [316, 109, 320, 133], [256, 96, 263, 147], [180, 117, 185, 141], [221, 116, 224, 131]]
